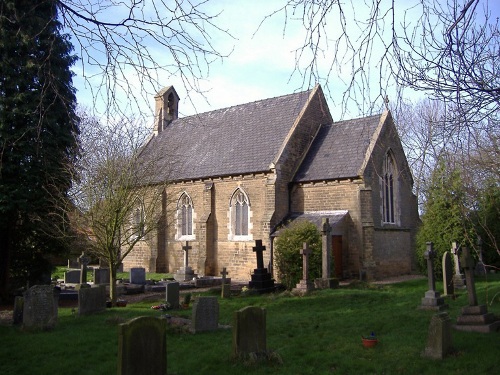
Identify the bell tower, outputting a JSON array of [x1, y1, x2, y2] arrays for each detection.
[[154, 86, 179, 135]]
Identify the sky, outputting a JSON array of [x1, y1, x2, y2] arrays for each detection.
[[70, 0, 500, 124]]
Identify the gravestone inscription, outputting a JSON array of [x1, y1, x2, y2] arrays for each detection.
[[23, 285, 58, 330]]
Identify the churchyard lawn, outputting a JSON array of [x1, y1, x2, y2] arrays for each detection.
[[0, 275, 499, 374]]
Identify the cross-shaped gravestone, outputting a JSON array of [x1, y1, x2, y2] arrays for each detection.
[[425, 242, 437, 292], [221, 267, 229, 284], [78, 251, 90, 284], [301, 242, 312, 281], [253, 240, 266, 270], [321, 218, 332, 279], [460, 246, 478, 306], [182, 241, 192, 269]]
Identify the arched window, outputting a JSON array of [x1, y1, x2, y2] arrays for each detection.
[[177, 193, 194, 239], [131, 200, 145, 237], [229, 188, 251, 240], [382, 151, 398, 224]]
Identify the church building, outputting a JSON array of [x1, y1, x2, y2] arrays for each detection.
[[123, 85, 420, 281]]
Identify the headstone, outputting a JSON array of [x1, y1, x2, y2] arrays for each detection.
[[454, 247, 500, 333], [165, 281, 180, 309], [293, 242, 315, 294], [78, 251, 90, 285], [248, 240, 275, 293], [191, 296, 219, 333], [451, 242, 466, 289], [422, 312, 453, 359], [78, 285, 107, 316], [117, 316, 167, 375], [64, 269, 81, 284], [321, 218, 332, 278], [13, 296, 24, 325], [475, 236, 486, 276], [221, 267, 231, 299], [442, 252, 454, 297], [233, 306, 267, 358], [93, 268, 110, 284], [174, 241, 196, 281], [130, 267, 146, 284], [22, 285, 58, 330], [419, 242, 448, 311], [67, 257, 79, 268]]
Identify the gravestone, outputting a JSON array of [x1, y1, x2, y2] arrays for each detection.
[[248, 240, 275, 293], [233, 306, 267, 358], [293, 242, 315, 294], [22, 285, 58, 330], [451, 242, 466, 289], [64, 269, 81, 284], [13, 296, 24, 325], [78, 285, 107, 316], [67, 257, 79, 269], [78, 251, 90, 285], [165, 281, 180, 309], [117, 316, 167, 375], [93, 268, 110, 284], [130, 267, 146, 284], [442, 252, 454, 297], [221, 267, 231, 299], [191, 296, 219, 333], [454, 247, 500, 333], [174, 241, 196, 281], [419, 242, 448, 311], [422, 312, 453, 359], [315, 218, 338, 289]]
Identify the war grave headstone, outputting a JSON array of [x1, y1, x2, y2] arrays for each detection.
[[454, 247, 500, 333], [422, 312, 453, 359], [233, 306, 267, 358], [64, 269, 81, 284], [451, 242, 466, 289], [248, 240, 275, 293], [130, 267, 146, 284], [221, 267, 231, 298], [93, 268, 110, 284], [315, 218, 339, 289], [293, 242, 315, 294], [117, 316, 167, 375], [13, 296, 24, 325], [174, 241, 196, 281], [475, 236, 486, 276], [22, 285, 58, 330], [419, 242, 448, 311], [165, 281, 180, 309], [78, 285, 107, 316], [191, 296, 219, 333], [442, 251, 454, 297]]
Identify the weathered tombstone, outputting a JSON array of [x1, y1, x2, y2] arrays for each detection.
[[442, 252, 454, 297], [174, 241, 196, 281], [221, 267, 231, 299], [475, 236, 486, 276], [419, 242, 448, 311], [451, 242, 466, 289], [248, 240, 275, 293], [165, 281, 180, 309], [191, 296, 219, 333], [13, 296, 24, 325], [321, 218, 332, 278], [78, 251, 90, 285], [422, 312, 453, 359], [22, 285, 58, 330], [130, 267, 146, 284], [454, 247, 500, 332], [117, 316, 167, 375], [233, 306, 267, 358], [64, 269, 81, 284], [293, 242, 315, 294], [78, 285, 106, 316], [67, 257, 79, 269], [93, 268, 110, 284]]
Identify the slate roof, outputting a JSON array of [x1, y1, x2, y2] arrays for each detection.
[[141, 88, 313, 183], [294, 114, 382, 182], [272, 210, 349, 236]]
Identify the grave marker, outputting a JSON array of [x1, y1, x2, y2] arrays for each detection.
[[22, 285, 58, 330], [174, 241, 196, 281], [233, 306, 267, 357], [93, 268, 110, 284], [221, 267, 231, 299], [130, 267, 146, 284], [191, 296, 219, 333], [293, 242, 315, 294], [422, 312, 453, 359], [165, 281, 180, 309], [419, 242, 448, 311], [442, 251, 454, 297], [64, 269, 81, 284], [248, 240, 275, 293], [13, 296, 24, 325], [78, 285, 107, 316], [321, 218, 332, 278], [78, 251, 90, 285], [451, 242, 466, 289]]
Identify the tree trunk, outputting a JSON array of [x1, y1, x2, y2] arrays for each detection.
[[110, 265, 117, 307]]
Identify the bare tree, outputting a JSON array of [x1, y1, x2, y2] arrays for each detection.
[[72, 110, 175, 305], [57, 0, 232, 116]]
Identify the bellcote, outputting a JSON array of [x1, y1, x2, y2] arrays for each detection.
[[154, 86, 180, 134]]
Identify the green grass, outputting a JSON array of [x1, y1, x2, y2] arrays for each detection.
[[51, 266, 172, 282], [1, 275, 499, 374]]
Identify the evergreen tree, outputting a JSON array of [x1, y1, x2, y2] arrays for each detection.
[[0, 0, 79, 298]]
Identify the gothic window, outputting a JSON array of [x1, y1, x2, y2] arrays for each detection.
[[131, 200, 145, 237], [382, 151, 398, 224], [177, 193, 194, 239], [230, 188, 251, 240]]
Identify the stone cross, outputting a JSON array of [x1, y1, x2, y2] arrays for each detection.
[[253, 240, 266, 270], [220, 267, 229, 284], [460, 247, 478, 306], [300, 242, 312, 281], [182, 241, 192, 269], [321, 218, 332, 278], [78, 251, 90, 284], [425, 242, 437, 292]]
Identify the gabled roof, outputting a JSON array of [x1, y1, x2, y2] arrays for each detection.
[[294, 113, 384, 182], [141, 88, 314, 183]]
